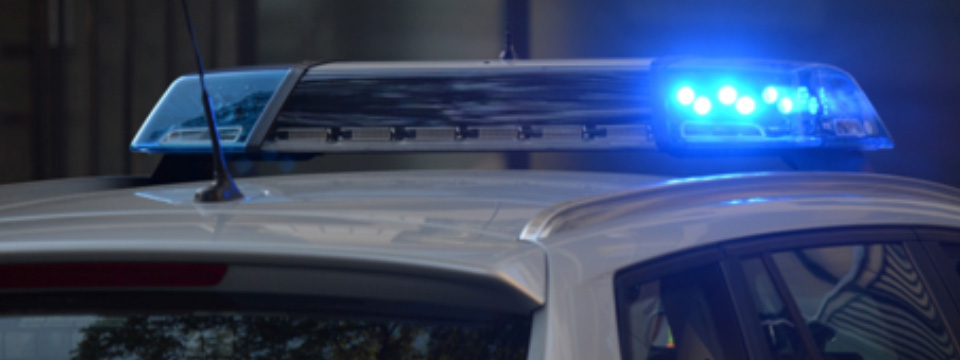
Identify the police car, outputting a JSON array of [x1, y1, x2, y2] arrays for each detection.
[[0, 58, 959, 360]]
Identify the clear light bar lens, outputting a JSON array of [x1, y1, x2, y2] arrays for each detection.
[[130, 68, 290, 153], [658, 59, 892, 150]]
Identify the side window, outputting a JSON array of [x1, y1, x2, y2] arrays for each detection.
[[617, 263, 743, 360], [741, 258, 810, 359], [938, 243, 960, 310], [747, 243, 959, 360], [944, 244, 960, 279]]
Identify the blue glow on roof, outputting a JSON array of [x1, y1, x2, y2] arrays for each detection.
[[726, 197, 773, 206], [130, 68, 290, 153], [664, 172, 770, 185]]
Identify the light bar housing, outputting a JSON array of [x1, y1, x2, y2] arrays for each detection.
[[130, 58, 893, 154], [652, 58, 892, 151]]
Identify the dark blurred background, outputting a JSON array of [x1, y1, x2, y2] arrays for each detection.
[[1, 0, 959, 185]]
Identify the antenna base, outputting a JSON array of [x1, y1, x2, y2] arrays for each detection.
[[195, 182, 244, 202]]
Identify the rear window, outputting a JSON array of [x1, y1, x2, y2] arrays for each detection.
[[0, 293, 531, 360]]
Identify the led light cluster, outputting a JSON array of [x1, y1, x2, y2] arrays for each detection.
[[675, 84, 818, 117]]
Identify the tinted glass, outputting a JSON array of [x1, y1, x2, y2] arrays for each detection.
[[741, 258, 808, 359], [772, 244, 958, 360], [277, 72, 651, 128], [619, 264, 740, 360], [944, 244, 960, 279], [0, 295, 530, 360]]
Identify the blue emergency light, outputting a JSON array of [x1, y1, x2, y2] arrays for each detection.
[[130, 58, 893, 154], [653, 58, 891, 150]]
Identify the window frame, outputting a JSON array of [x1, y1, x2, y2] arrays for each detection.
[[723, 226, 960, 360], [734, 253, 826, 360], [614, 247, 749, 360], [914, 228, 960, 333], [614, 226, 960, 360]]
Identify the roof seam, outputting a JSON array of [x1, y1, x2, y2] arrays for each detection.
[[519, 172, 960, 242]]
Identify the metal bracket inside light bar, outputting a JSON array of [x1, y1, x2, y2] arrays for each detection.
[[266, 124, 656, 152]]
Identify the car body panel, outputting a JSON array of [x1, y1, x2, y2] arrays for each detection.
[[0, 170, 665, 310], [533, 172, 960, 360], [0, 176, 151, 205], [4, 169, 960, 359]]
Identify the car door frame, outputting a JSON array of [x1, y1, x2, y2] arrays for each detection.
[[614, 246, 752, 360], [914, 227, 960, 320], [722, 226, 960, 360]]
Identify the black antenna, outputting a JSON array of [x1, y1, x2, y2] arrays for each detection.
[[499, 23, 517, 61], [499, 0, 528, 60], [500, 31, 517, 61], [181, 0, 243, 202]]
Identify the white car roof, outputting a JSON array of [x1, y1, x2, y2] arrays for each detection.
[[0, 170, 665, 308], [2, 169, 960, 315], [0, 170, 664, 244]]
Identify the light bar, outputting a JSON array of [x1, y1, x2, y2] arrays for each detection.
[[130, 58, 893, 154], [654, 58, 892, 150]]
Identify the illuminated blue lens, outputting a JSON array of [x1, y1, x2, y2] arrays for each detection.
[[777, 98, 793, 114], [676, 87, 695, 106], [656, 59, 892, 151], [718, 86, 737, 105], [693, 97, 712, 115], [762, 87, 778, 104], [736, 97, 756, 115], [808, 97, 820, 114]]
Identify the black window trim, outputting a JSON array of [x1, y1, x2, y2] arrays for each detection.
[[913, 227, 960, 342], [615, 225, 960, 360], [724, 225, 960, 359], [722, 226, 914, 255], [721, 227, 917, 360], [761, 252, 825, 360], [614, 246, 750, 360], [914, 227, 960, 305], [718, 257, 789, 360], [722, 246, 828, 360]]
